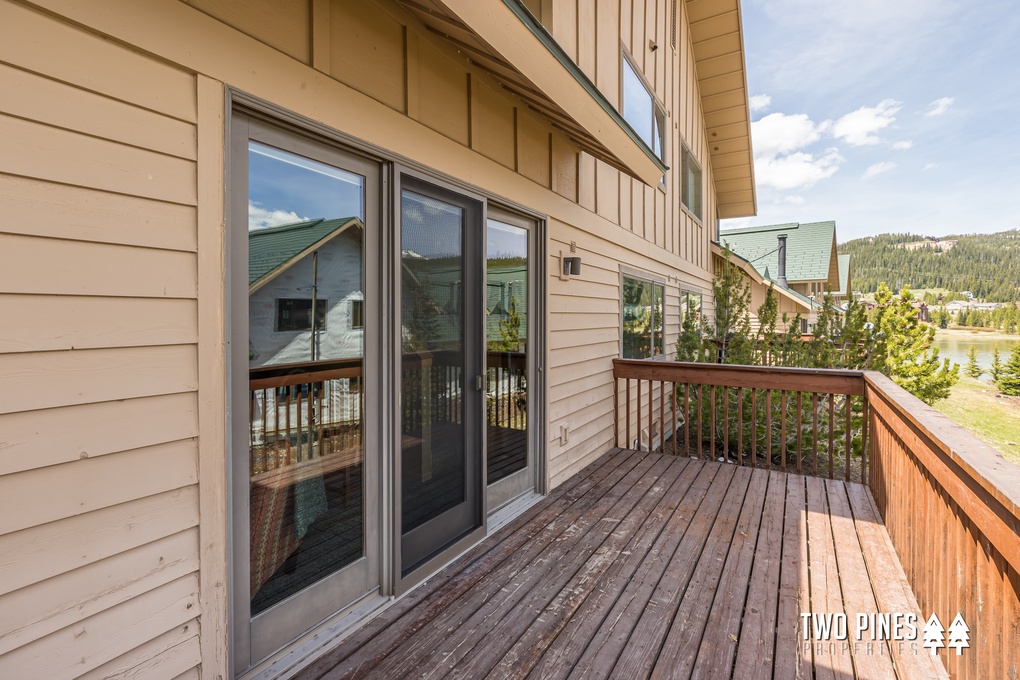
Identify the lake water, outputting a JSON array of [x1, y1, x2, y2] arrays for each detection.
[[931, 332, 1018, 376]]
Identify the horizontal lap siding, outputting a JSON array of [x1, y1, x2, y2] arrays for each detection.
[[547, 222, 693, 487], [0, 3, 200, 678]]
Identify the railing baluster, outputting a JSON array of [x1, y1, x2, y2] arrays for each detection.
[[765, 390, 772, 470], [626, 378, 632, 448], [659, 381, 665, 453], [845, 394, 853, 482], [613, 376, 620, 447], [861, 393, 869, 486], [723, 387, 730, 464], [262, 388, 269, 469], [296, 389, 303, 463], [828, 394, 835, 479], [671, 381, 678, 455], [780, 389, 787, 472], [697, 385, 703, 459], [751, 389, 758, 467], [637, 379, 642, 450], [684, 383, 690, 455], [710, 385, 717, 460], [812, 393, 819, 477], [307, 382, 314, 460], [796, 392, 803, 474], [737, 388, 743, 466], [648, 378, 654, 451]]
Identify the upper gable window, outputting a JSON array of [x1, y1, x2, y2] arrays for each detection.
[[621, 54, 665, 161], [681, 146, 702, 221]]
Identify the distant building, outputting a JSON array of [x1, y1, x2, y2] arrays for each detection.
[[718, 220, 847, 331]]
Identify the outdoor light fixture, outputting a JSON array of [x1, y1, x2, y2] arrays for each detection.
[[561, 256, 582, 278]]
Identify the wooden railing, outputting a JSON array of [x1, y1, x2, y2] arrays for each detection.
[[866, 372, 1020, 679], [613, 359, 869, 483], [613, 358, 1020, 677], [249, 359, 364, 475]]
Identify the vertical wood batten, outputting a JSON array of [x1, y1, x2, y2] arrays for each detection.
[[196, 74, 228, 677]]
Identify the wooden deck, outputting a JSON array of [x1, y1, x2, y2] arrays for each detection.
[[299, 448, 948, 680]]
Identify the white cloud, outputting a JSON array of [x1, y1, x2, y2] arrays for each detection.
[[832, 99, 902, 146], [752, 112, 831, 157], [783, 195, 806, 205], [249, 201, 308, 230], [756, 148, 844, 190], [925, 96, 955, 117], [863, 161, 897, 179], [751, 112, 842, 191], [923, 162, 940, 171], [892, 140, 914, 150], [749, 94, 772, 112]]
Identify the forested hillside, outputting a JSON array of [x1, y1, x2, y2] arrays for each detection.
[[839, 229, 1020, 301]]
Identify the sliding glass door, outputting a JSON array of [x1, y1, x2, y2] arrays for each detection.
[[398, 176, 484, 577], [231, 115, 380, 669], [485, 210, 537, 510]]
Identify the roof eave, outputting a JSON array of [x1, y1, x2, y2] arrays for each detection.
[[688, 0, 757, 219]]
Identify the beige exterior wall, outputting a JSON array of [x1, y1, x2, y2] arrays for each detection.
[[0, 0, 739, 676]]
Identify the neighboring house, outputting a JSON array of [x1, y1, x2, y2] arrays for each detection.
[[711, 242, 817, 333], [0, 1, 756, 678], [248, 217, 365, 367], [718, 220, 844, 331]]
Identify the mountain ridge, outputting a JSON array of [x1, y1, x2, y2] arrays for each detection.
[[838, 229, 1020, 301]]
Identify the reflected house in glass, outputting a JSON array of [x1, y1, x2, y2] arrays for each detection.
[[248, 217, 365, 367]]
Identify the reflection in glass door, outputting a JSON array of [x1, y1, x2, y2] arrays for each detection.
[[399, 179, 483, 576], [232, 117, 379, 669], [485, 216, 534, 509]]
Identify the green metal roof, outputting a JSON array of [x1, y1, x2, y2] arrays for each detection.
[[248, 217, 361, 291], [718, 221, 836, 283], [835, 254, 851, 296]]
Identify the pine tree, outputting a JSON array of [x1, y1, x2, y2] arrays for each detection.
[[709, 246, 754, 364], [754, 286, 779, 365], [871, 285, 959, 404], [990, 347, 1003, 383], [675, 295, 704, 363], [997, 343, 1020, 396], [965, 346, 982, 379]]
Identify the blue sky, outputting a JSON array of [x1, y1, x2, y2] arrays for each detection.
[[721, 0, 1020, 242]]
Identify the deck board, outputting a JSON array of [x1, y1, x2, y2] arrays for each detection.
[[300, 448, 947, 680]]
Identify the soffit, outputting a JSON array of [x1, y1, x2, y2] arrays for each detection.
[[392, 0, 665, 185], [687, 0, 757, 219]]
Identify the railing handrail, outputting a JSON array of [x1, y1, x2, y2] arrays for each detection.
[[864, 371, 1020, 562], [613, 359, 865, 396]]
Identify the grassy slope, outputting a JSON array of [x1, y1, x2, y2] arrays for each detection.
[[931, 376, 1020, 466]]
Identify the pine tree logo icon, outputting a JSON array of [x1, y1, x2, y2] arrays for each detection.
[[922, 613, 945, 655], [947, 613, 970, 654]]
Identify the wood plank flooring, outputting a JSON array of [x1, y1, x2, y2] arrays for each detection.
[[299, 448, 948, 680]]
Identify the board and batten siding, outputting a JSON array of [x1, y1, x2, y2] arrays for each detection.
[[0, 0, 728, 674], [0, 2, 205, 678]]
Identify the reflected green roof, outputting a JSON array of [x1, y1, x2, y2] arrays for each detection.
[[248, 217, 361, 291], [718, 221, 836, 283]]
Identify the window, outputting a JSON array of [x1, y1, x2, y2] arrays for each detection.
[[621, 54, 666, 161], [681, 147, 702, 221], [622, 274, 665, 359], [351, 298, 364, 329], [275, 298, 327, 332], [680, 291, 703, 333]]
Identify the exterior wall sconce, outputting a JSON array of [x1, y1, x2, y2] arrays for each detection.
[[559, 252, 582, 280]]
